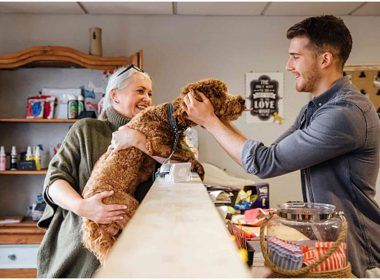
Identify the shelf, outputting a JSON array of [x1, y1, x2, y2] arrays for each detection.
[[0, 170, 47, 175], [0, 46, 143, 70], [0, 118, 77, 123]]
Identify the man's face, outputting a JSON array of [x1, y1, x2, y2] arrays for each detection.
[[286, 36, 321, 95]]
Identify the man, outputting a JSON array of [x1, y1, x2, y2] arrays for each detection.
[[183, 15, 379, 277]]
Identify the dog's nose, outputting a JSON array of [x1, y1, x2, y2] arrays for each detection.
[[239, 98, 245, 106]]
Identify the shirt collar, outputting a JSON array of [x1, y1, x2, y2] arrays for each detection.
[[106, 107, 131, 129], [311, 76, 350, 108]]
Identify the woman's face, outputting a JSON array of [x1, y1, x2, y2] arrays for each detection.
[[112, 73, 153, 118]]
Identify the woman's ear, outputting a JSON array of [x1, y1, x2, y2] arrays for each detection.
[[110, 88, 119, 104]]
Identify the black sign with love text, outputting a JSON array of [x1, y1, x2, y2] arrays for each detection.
[[248, 75, 280, 121]]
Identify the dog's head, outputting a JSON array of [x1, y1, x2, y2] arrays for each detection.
[[173, 79, 246, 127]]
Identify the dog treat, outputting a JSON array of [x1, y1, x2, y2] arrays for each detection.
[[303, 241, 347, 272], [26, 97, 44, 119], [267, 236, 304, 270], [26, 95, 56, 119]]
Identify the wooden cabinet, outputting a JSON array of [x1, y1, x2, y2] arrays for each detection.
[[0, 46, 143, 277], [0, 220, 44, 278]]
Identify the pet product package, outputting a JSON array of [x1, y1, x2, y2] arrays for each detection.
[[26, 97, 44, 119], [81, 82, 104, 117], [41, 88, 82, 119], [26, 95, 57, 119]]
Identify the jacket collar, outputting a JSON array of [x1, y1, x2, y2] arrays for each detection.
[[311, 76, 350, 107]]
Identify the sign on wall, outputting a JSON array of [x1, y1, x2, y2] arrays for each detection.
[[245, 72, 284, 124]]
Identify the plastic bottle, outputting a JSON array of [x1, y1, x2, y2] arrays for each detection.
[[26, 146, 33, 161], [0, 146, 6, 171], [34, 146, 41, 171], [37, 144, 49, 170], [67, 95, 78, 119], [10, 146, 17, 170], [77, 94, 84, 117]]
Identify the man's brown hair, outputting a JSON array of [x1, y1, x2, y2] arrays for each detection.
[[287, 15, 352, 70]]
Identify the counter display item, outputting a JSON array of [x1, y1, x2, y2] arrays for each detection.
[[267, 236, 304, 270], [260, 202, 354, 277]]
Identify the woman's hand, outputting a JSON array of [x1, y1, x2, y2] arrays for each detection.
[[183, 91, 217, 128], [77, 191, 128, 224], [109, 125, 146, 155]]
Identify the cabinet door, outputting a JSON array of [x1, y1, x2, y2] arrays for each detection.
[[0, 244, 39, 269]]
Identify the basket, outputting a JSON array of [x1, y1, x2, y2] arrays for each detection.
[[259, 214, 356, 278]]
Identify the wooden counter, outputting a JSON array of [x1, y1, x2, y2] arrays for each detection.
[[96, 174, 252, 277]]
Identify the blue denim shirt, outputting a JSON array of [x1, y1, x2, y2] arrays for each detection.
[[242, 76, 380, 277]]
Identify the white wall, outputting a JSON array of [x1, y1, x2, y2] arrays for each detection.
[[0, 14, 379, 207]]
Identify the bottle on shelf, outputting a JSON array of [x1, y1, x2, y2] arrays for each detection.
[[0, 146, 6, 171], [34, 146, 41, 171], [10, 146, 17, 170], [67, 94, 78, 119], [77, 94, 84, 117], [26, 146, 33, 161]]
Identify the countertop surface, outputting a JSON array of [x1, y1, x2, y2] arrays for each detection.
[[96, 174, 252, 277]]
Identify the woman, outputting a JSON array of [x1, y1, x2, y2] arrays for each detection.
[[37, 65, 153, 278]]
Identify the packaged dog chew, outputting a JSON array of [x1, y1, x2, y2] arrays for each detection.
[[43, 96, 56, 119], [26, 96, 45, 119], [26, 95, 56, 119]]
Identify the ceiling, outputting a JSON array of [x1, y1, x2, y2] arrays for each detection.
[[0, 2, 379, 16]]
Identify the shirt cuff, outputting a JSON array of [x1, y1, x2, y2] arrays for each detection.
[[241, 139, 260, 174]]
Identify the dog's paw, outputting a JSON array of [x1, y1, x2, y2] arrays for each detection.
[[191, 160, 205, 181]]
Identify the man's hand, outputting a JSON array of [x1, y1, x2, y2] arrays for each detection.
[[77, 191, 128, 224], [183, 91, 217, 128]]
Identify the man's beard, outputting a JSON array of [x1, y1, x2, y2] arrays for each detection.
[[296, 68, 320, 93]]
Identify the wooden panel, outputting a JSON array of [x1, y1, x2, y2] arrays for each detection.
[[0, 46, 143, 70], [0, 118, 76, 123], [0, 268, 36, 278], [0, 170, 47, 175], [0, 235, 43, 245], [0, 220, 45, 244]]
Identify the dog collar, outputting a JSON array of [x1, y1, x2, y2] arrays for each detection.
[[167, 103, 179, 158]]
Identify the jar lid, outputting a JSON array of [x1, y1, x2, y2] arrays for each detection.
[[277, 202, 336, 221]]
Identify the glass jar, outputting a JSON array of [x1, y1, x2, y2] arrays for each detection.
[[263, 202, 348, 273]]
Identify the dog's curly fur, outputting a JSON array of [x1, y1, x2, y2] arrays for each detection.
[[81, 78, 246, 263]]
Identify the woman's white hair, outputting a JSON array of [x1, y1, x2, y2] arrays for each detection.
[[100, 66, 151, 118]]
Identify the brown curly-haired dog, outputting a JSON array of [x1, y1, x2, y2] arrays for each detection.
[[81, 78, 246, 263]]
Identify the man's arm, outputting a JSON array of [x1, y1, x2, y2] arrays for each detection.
[[184, 91, 365, 179], [204, 116, 247, 165], [183, 91, 247, 165]]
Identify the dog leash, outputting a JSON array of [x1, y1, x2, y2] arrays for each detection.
[[162, 103, 179, 164]]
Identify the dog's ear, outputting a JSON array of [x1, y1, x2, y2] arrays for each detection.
[[172, 97, 191, 127]]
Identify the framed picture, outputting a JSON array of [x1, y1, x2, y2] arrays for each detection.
[[245, 72, 284, 123]]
